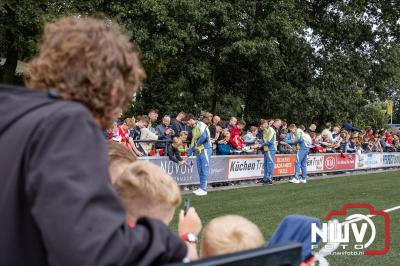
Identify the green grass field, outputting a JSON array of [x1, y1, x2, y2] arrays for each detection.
[[170, 171, 400, 266]]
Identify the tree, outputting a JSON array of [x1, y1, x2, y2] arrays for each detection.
[[0, 0, 100, 83]]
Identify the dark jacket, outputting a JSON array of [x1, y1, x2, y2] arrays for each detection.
[[155, 124, 173, 149], [0, 85, 186, 266], [166, 144, 183, 163], [209, 124, 216, 139], [342, 121, 361, 132]]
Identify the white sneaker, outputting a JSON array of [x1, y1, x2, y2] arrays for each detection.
[[193, 189, 207, 196], [289, 178, 300, 184], [300, 179, 307, 184]]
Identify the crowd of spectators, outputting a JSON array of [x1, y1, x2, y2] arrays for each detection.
[[106, 112, 400, 158]]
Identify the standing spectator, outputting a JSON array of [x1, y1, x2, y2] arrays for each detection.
[[0, 16, 199, 266], [217, 131, 233, 155], [281, 121, 288, 134], [211, 122, 223, 155], [209, 115, 221, 139], [307, 124, 317, 134], [321, 122, 333, 142], [202, 112, 213, 126], [366, 127, 374, 138], [227, 116, 237, 131], [229, 120, 246, 150], [310, 132, 325, 153], [118, 118, 135, 151], [171, 112, 187, 137], [392, 135, 400, 151], [262, 120, 281, 185], [108, 121, 120, 142], [148, 109, 159, 133], [184, 114, 213, 196], [128, 116, 145, 156], [285, 128, 297, 152], [278, 129, 294, 154], [268, 119, 275, 126], [155, 115, 174, 150], [244, 126, 258, 145], [332, 126, 341, 141], [139, 116, 159, 155], [256, 119, 267, 141], [342, 117, 361, 132]]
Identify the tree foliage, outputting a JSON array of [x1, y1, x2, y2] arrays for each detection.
[[1, 0, 400, 126]]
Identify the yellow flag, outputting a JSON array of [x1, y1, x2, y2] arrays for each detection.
[[387, 100, 393, 115]]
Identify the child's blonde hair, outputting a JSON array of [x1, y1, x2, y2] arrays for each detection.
[[202, 215, 265, 257], [113, 161, 181, 225], [108, 141, 136, 183]]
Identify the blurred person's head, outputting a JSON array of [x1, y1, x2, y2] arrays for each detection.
[[179, 131, 189, 141], [309, 124, 316, 132], [237, 120, 246, 130], [222, 131, 230, 140], [138, 115, 149, 128], [282, 121, 288, 129], [148, 109, 159, 122], [324, 122, 332, 130], [114, 161, 181, 225], [310, 132, 317, 140], [288, 124, 297, 133], [176, 112, 186, 121], [273, 119, 282, 129], [212, 115, 221, 125], [171, 137, 182, 148], [249, 126, 258, 135], [299, 125, 306, 131], [26, 17, 145, 130], [333, 126, 340, 134], [201, 215, 265, 258], [268, 119, 274, 126], [122, 118, 134, 130], [108, 141, 136, 183], [162, 115, 171, 127], [182, 113, 196, 127], [280, 129, 287, 138], [202, 116, 212, 126]]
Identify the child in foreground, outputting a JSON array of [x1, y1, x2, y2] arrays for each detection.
[[108, 141, 136, 183], [113, 160, 182, 225], [201, 215, 265, 257]]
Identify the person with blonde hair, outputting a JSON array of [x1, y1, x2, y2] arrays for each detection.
[[114, 161, 182, 226], [108, 141, 136, 183], [202, 215, 265, 257]]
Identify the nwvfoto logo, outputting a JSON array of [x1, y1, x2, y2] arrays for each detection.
[[311, 204, 390, 256]]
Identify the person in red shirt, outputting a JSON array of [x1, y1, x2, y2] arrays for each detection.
[[229, 120, 246, 150], [117, 118, 135, 150]]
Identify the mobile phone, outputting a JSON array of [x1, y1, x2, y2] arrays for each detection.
[[183, 199, 190, 216]]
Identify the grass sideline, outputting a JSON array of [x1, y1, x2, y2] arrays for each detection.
[[170, 171, 400, 265]]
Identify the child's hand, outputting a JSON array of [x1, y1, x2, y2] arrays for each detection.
[[178, 207, 202, 236]]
